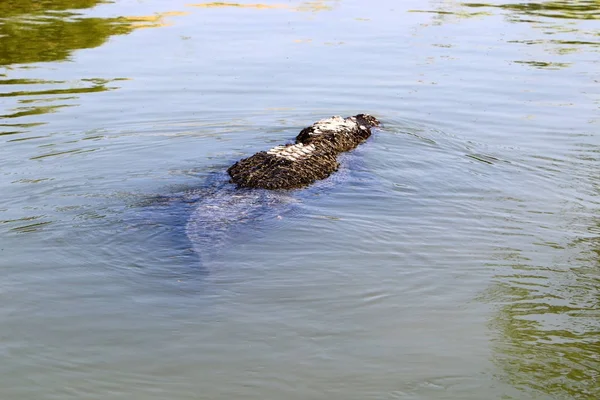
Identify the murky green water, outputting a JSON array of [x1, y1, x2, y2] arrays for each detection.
[[1, 1, 598, 399]]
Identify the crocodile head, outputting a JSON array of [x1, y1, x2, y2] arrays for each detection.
[[295, 114, 380, 153], [354, 114, 380, 129]]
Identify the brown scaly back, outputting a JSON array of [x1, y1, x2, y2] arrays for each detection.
[[227, 143, 339, 190], [227, 114, 380, 190], [295, 114, 380, 152]]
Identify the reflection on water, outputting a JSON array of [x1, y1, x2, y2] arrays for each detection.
[[189, 0, 338, 12], [413, 1, 600, 397], [513, 60, 572, 69], [487, 228, 600, 398], [0, 0, 103, 19], [190, 2, 287, 9], [463, 0, 600, 20], [0, 0, 338, 137], [0, 1, 179, 136], [0, 78, 127, 121], [413, 0, 599, 69], [464, 0, 600, 60], [408, 7, 491, 23], [486, 59, 597, 400]]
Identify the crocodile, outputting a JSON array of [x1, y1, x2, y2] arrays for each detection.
[[139, 114, 380, 269]]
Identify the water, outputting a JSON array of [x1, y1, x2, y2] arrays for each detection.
[[1, 1, 598, 399]]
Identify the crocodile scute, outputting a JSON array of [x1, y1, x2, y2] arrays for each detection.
[[227, 114, 380, 190]]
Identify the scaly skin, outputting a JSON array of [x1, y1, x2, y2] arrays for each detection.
[[228, 114, 380, 190]]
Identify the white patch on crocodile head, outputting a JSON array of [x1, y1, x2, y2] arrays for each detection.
[[309, 116, 358, 136], [267, 143, 316, 162]]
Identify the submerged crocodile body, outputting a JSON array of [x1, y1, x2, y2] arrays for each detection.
[[184, 173, 297, 264]]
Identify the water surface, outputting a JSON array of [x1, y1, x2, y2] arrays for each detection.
[[0, 0, 598, 399]]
